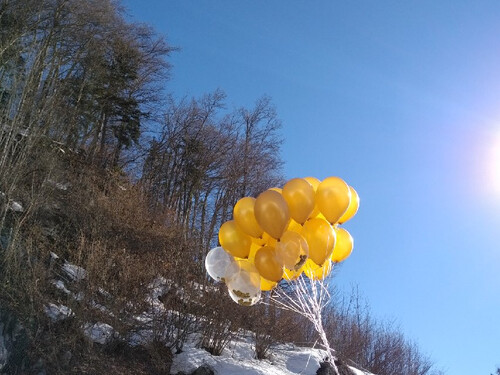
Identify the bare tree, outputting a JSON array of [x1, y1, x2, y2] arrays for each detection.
[[141, 92, 284, 274]]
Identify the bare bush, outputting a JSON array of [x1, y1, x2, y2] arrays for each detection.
[[250, 298, 313, 360], [324, 287, 440, 375], [197, 287, 241, 356]]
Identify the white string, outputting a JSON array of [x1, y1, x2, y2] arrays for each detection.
[[266, 269, 340, 375]]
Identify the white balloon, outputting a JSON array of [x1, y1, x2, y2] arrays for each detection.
[[228, 288, 261, 306], [226, 260, 261, 306], [205, 246, 239, 282]]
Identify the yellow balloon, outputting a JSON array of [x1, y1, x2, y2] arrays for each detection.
[[254, 190, 290, 239], [234, 197, 264, 238], [316, 177, 351, 224], [247, 242, 261, 263], [269, 187, 282, 194], [260, 277, 277, 291], [219, 220, 252, 258], [275, 230, 309, 270], [338, 186, 360, 224], [282, 178, 315, 224], [286, 219, 303, 234], [302, 218, 336, 266], [252, 236, 267, 247], [283, 266, 303, 281], [309, 212, 327, 221], [254, 246, 284, 282], [303, 176, 321, 219], [303, 259, 333, 280], [304, 176, 320, 190], [261, 231, 278, 247], [331, 227, 354, 263]]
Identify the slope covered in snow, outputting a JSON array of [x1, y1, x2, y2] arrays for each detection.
[[170, 332, 372, 375]]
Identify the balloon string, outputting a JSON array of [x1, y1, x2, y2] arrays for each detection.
[[267, 275, 339, 375]]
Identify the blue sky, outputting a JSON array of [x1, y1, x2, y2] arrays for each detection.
[[122, 1, 500, 373]]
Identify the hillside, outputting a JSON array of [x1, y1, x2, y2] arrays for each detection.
[[0, 1, 441, 374], [2, 250, 372, 375], [0, 154, 439, 374]]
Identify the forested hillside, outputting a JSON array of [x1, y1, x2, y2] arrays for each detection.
[[0, 1, 440, 374]]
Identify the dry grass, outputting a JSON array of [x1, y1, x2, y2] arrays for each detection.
[[0, 150, 189, 373]]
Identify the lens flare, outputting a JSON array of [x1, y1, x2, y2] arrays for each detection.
[[488, 131, 500, 196]]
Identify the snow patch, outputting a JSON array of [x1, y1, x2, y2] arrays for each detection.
[[0, 190, 24, 212], [47, 179, 70, 191], [98, 287, 112, 299], [171, 333, 327, 375], [349, 367, 371, 375], [62, 262, 87, 281], [44, 303, 73, 322], [282, 349, 324, 374], [8, 201, 23, 212], [52, 280, 71, 295], [127, 330, 153, 347], [83, 323, 114, 345], [148, 276, 169, 299], [90, 301, 114, 317]]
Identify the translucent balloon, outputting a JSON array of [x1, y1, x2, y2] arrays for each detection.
[[338, 186, 360, 224], [303, 259, 333, 280], [302, 217, 336, 266], [283, 267, 303, 281], [205, 246, 239, 282], [254, 190, 290, 239], [226, 260, 261, 306], [331, 227, 354, 263], [227, 287, 261, 306], [282, 178, 315, 224], [219, 220, 252, 258], [233, 197, 264, 238], [275, 230, 309, 270], [254, 246, 284, 282], [316, 176, 351, 224]]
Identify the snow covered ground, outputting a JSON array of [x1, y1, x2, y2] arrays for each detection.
[[41, 257, 373, 375], [171, 332, 371, 375]]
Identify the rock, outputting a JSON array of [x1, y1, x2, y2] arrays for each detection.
[[60, 350, 72, 368], [317, 360, 355, 375], [335, 359, 356, 375], [0, 322, 8, 371], [32, 357, 46, 374], [317, 361, 337, 375], [190, 365, 215, 375], [0, 307, 29, 372]]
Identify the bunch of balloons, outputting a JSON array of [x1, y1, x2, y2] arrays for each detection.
[[205, 176, 359, 306]]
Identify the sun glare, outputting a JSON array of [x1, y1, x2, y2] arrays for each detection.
[[489, 131, 500, 195]]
